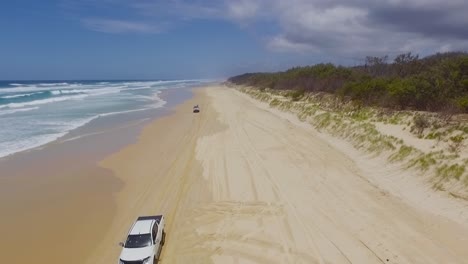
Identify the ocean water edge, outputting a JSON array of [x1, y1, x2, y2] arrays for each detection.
[[0, 80, 211, 158]]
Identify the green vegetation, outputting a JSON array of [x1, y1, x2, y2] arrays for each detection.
[[425, 131, 442, 140], [449, 135, 465, 152], [409, 153, 437, 171], [269, 98, 280, 107], [286, 89, 306, 101], [229, 52, 468, 113], [315, 113, 333, 129], [237, 82, 468, 193], [412, 114, 430, 136], [436, 163, 465, 181], [390, 145, 416, 161]]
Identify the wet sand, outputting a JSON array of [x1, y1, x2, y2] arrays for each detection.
[[0, 87, 193, 264], [0, 128, 123, 264]]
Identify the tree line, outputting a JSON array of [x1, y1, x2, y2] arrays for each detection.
[[228, 52, 468, 113]]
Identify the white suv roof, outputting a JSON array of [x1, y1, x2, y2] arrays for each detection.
[[129, 220, 154, 235]]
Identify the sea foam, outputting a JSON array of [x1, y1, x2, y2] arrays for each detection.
[[1, 92, 42, 99], [0, 107, 39, 116], [0, 80, 202, 159], [0, 94, 88, 109]]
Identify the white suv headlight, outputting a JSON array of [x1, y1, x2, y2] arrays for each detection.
[[119, 260, 124, 264], [142, 257, 151, 264]]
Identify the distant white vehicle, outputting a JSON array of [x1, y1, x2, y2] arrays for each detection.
[[118, 215, 166, 264], [193, 105, 200, 113]]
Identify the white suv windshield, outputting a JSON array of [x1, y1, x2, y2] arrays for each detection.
[[125, 234, 152, 248]]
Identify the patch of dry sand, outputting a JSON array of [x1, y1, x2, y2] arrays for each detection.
[[94, 86, 468, 264]]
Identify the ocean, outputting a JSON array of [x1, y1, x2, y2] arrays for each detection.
[[0, 80, 209, 158]]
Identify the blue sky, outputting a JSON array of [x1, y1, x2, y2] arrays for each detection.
[[1, 0, 468, 80]]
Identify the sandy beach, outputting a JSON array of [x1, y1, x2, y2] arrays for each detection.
[[94, 85, 468, 263], [2, 85, 468, 263], [4, 1, 468, 263]]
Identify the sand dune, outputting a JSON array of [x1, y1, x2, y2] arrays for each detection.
[[95, 86, 468, 264]]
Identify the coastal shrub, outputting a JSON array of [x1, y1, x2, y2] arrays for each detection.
[[426, 131, 442, 140], [436, 164, 465, 180], [413, 114, 430, 136], [367, 136, 396, 153], [409, 153, 437, 171], [390, 145, 415, 161], [258, 93, 271, 101], [360, 123, 379, 136], [279, 101, 293, 110], [449, 135, 464, 152], [350, 109, 371, 121], [287, 89, 306, 101], [304, 105, 318, 116], [270, 98, 281, 107], [228, 52, 468, 113], [314, 112, 333, 129], [456, 96, 468, 112]]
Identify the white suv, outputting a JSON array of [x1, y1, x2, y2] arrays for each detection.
[[118, 215, 166, 264]]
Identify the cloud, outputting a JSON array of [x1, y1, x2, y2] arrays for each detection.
[[226, 0, 260, 21], [130, 0, 224, 20], [247, 0, 468, 57], [268, 35, 319, 52], [81, 18, 160, 34], [69, 0, 468, 57]]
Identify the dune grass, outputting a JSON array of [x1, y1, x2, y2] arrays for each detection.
[[238, 86, 468, 193]]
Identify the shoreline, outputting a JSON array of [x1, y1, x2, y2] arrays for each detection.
[[0, 86, 196, 162], [0, 86, 197, 264]]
